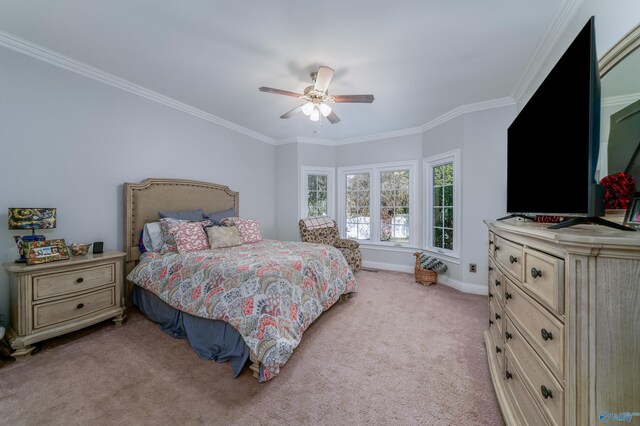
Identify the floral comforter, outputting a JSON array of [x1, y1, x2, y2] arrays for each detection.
[[127, 240, 357, 381]]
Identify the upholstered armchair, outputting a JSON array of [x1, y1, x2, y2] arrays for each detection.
[[299, 217, 361, 273]]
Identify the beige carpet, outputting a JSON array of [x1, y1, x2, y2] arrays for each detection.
[[0, 270, 504, 425]]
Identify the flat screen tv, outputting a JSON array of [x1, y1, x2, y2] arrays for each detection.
[[504, 17, 630, 230]]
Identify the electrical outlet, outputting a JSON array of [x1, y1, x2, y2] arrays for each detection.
[[469, 263, 477, 273]]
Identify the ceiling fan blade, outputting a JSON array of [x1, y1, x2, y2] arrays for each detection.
[[259, 87, 303, 98], [314, 66, 335, 94], [333, 94, 375, 103], [326, 110, 341, 124], [280, 105, 303, 119]]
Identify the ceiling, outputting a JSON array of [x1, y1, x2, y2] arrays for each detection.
[[0, 0, 562, 142]]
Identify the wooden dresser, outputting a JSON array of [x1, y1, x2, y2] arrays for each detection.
[[3, 251, 126, 361], [484, 220, 640, 425]]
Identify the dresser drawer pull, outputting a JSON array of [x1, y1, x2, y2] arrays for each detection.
[[495, 313, 501, 320], [76, 277, 84, 283], [509, 255, 518, 264], [505, 331, 513, 340], [494, 246, 500, 251], [505, 370, 513, 380], [505, 292, 512, 300], [76, 303, 84, 310], [489, 241, 494, 246], [541, 328, 553, 341], [494, 279, 501, 287], [541, 385, 553, 399], [489, 319, 494, 326], [488, 266, 494, 272], [495, 346, 502, 354], [531, 267, 542, 278], [489, 292, 493, 298]]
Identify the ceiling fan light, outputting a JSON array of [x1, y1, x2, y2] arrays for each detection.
[[301, 102, 314, 116], [318, 103, 332, 117], [309, 108, 320, 121]]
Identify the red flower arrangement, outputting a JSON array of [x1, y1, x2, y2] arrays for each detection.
[[600, 172, 636, 209]]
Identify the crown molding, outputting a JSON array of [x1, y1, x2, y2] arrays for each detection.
[[602, 93, 640, 108], [0, 29, 276, 145], [511, 0, 583, 106], [420, 97, 515, 132]]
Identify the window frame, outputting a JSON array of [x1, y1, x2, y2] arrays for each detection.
[[423, 149, 461, 260], [337, 160, 418, 247], [300, 166, 335, 219]]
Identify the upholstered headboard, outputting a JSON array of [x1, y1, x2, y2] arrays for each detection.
[[123, 178, 239, 288]]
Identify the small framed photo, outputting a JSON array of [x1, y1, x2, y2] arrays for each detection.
[[23, 239, 70, 265], [623, 192, 640, 230]]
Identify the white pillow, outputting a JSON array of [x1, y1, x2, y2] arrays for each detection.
[[143, 222, 164, 252]]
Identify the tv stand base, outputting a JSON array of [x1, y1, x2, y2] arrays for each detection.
[[496, 214, 535, 222], [548, 216, 635, 231]]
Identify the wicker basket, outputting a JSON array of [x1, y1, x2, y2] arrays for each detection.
[[414, 252, 438, 285]]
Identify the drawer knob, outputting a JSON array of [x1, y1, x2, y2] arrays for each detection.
[[505, 331, 512, 340], [489, 241, 494, 246], [76, 277, 84, 283], [531, 267, 542, 278], [505, 370, 513, 380], [489, 319, 493, 326], [76, 303, 84, 309], [541, 328, 553, 341], [489, 266, 494, 272], [488, 292, 493, 298], [494, 279, 501, 287], [541, 385, 553, 399], [495, 346, 502, 354], [494, 246, 500, 251], [505, 292, 512, 300], [509, 255, 518, 264], [495, 313, 501, 320]]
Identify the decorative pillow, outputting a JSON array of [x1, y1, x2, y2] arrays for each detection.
[[138, 230, 147, 254], [168, 221, 210, 253], [203, 208, 237, 224], [235, 219, 262, 244], [220, 217, 240, 227], [142, 222, 164, 252], [158, 209, 205, 221], [206, 226, 243, 249], [159, 218, 212, 252]]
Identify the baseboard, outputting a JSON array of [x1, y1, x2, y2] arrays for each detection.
[[361, 260, 488, 295]]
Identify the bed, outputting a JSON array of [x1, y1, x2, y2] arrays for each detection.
[[123, 178, 357, 382]]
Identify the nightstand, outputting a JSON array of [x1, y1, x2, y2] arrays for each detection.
[[3, 251, 126, 361]]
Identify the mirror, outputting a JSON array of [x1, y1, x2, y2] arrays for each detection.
[[598, 23, 640, 189]]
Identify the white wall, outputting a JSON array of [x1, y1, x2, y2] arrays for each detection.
[[0, 46, 276, 326], [275, 143, 299, 242]]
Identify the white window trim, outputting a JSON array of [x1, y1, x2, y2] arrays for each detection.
[[300, 166, 335, 219], [337, 160, 418, 247], [423, 149, 461, 260]]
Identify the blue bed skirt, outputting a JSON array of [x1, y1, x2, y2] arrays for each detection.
[[130, 285, 254, 378]]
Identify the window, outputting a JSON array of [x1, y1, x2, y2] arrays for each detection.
[[424, 150, 460, 258], [338, 161, 417, 246], [300, 167, 335, 218]]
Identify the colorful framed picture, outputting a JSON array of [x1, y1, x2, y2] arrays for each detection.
[[623, 192, 640, 230], [23, 239, 70, 266]]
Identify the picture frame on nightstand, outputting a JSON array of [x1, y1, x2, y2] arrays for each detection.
[[23, 239, 70, 265], [623, 192, 640, 230]]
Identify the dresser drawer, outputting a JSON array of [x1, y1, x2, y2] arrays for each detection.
[[505, 351, 551, 426], [505, 278, 564, 377], [494, 236, 523, 280], [33, 287, 116, 329], [489, 295, 503, 336], [523, 248, 564, 314], [489, 264, 503, 305], [506, 318, 564, 426], [489, 317, 505, 371], [33, 264, 115, 301]]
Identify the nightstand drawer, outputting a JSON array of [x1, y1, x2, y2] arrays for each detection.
[[494, 236, 523, 280], [33, 264, 115, 300], [33, 287, 116, 329], [523, 248, 564, 314]]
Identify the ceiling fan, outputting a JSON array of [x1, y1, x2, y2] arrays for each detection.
[[259, 66, 374, 124]]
